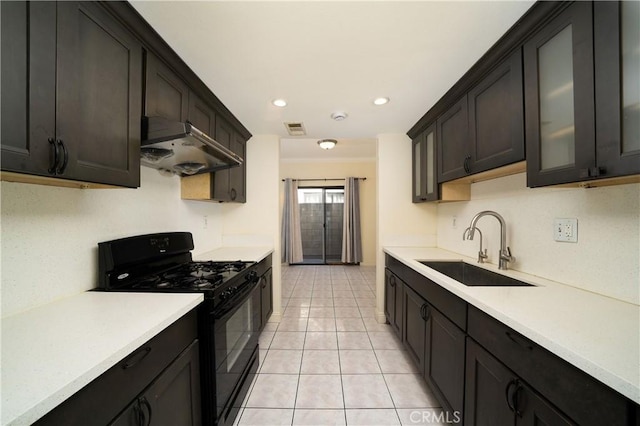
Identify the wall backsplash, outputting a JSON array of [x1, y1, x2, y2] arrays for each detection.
[[1, 168, 224, 317], [437, 173, 639, 305]]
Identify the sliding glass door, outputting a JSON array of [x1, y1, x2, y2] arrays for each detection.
[[297, 187, 344, 264]]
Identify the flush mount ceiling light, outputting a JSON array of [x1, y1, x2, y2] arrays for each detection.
[[373, 97, 390, 106], [272, 99, 287, 107], [317, 139, 337, 150], [330, 111, 348, 121]]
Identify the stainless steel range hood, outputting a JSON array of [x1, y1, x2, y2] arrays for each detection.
[[141, 116, 242, 176]]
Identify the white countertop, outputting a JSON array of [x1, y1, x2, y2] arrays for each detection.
[[384, 247, 640, 405], [1, 291, 203, 426], [195, 246, 274, 263]]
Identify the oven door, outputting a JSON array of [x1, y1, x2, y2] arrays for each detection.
[[212, 281, 260, 425]]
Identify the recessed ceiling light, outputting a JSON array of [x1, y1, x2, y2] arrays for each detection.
[[272, 99, 287, 107], [373, 97, 390, 106], [318, 139, 337, 150]]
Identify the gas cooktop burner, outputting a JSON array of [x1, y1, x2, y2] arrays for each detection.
[[123, 260, 251, 293]]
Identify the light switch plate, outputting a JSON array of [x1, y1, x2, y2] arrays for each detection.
[[554, 218, 578, 243]]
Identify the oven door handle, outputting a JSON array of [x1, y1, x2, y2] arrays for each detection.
[[212, 280, 259, 321]]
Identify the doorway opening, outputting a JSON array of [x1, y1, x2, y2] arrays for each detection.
[[297, 186, 344, 265]]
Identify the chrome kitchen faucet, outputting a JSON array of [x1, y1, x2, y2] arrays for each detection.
[[464, 210, 515, 270]]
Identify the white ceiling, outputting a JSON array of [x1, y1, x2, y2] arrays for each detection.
[[131, 0, 534, 159]]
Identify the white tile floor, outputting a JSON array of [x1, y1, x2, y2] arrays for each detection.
[[234, 265, 449, 426]]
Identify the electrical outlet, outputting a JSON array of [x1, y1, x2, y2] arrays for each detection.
[[554, 218, 578, 242], [452, 216, 457, 229], [203, 215, 208, 230]]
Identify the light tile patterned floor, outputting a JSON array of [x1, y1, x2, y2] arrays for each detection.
[[234, 265, 449, 426]]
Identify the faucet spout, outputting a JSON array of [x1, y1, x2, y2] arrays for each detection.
[[466, 210, 514, 270]]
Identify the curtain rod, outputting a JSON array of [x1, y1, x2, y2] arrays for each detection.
[[281, 177, 366, 182]]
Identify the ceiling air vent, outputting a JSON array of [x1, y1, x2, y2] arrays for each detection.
[[284, 122, 306, 136]]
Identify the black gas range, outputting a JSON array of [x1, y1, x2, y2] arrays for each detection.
[[98, 232, 257, 304], [98, 232, 260, 426]]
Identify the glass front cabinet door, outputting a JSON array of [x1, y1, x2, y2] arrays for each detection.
[[524, 1, 595, 187], [594, 1, 640, 178], [413, 124, 438, 202]]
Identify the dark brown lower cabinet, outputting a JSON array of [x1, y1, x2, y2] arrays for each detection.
[[111, 340, 201, 426], [35, 311, 200, 426], [389, 256, 639, 426], [402, 285, 427, 372], [260, 267, 273, 331], [465, 338, 574, 426], [384, 268, 403, 339], [425, 307, 465, 418], [255, 254, 273, 331], [402, 284, 465, 418]]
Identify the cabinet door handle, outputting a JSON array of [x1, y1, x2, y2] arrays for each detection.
[[589, 166, 605, 178], [56, 139, 69, 174], [137, 396, 152, 426], [230, 188, 237, 200], [389, 275, 396, 287], [122, 346, 152, 369], [261, 276, 267, 289], [48, 138, 59, 174], [420, 303, 430, 321], [463, 155, 471, 174], [505, 379, 519, 414]]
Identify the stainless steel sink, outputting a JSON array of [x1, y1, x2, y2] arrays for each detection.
[[419, 261, 534, 287]]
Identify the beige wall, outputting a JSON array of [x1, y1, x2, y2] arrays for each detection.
[[280, 160, 377, 266], [376, 133, 438, 322], [222, 134, 283, 321]]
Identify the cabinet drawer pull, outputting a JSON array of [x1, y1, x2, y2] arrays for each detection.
[[122, 346, 152, 369], [48, 138, 59, 174], [56, 139, 69, 174], [505, 331, 533, 351], [463, 155, 471, 174]]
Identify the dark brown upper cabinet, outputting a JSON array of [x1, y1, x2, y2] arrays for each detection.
[[144, 51, 189, 122], [188, 93, 217, 138], [229, 131, 247, 203], [468, 49, 524, 173], [437, 96, 469, 182], [1, 1, 56, 178], [438, 51, 524, 184], [524, 1, 595, 187], [594, 1, 640, 180], [1, 1, 142, 188], [215, 116, 246, 203], [412, 124, 438, 202], [410, 2, 639, 193]]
